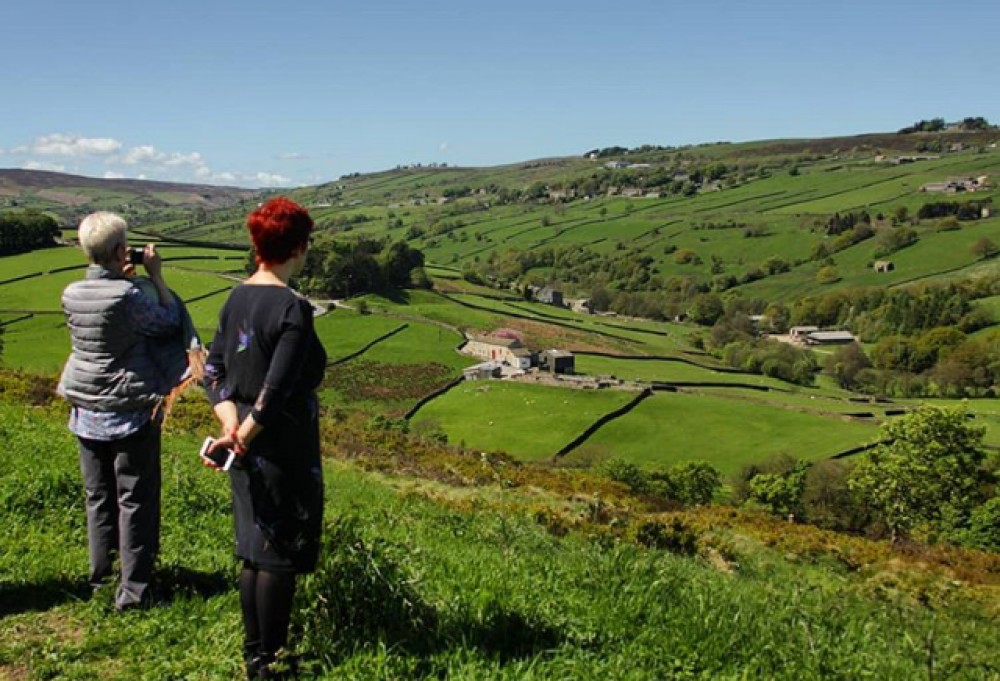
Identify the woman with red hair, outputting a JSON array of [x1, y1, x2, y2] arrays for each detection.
[[203, 197, 326, 678]]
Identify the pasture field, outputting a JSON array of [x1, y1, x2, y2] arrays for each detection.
[[185, 288, 234, 334], [2, 399, 998, 679], [361, 289, 506, 331], [445, 293, 694, 355], [411, 381, 636, 460], [0, 247, 86, 280], [573, 354, 791, 388], [314, 310, 410, 362], [575, 391, 878, 475], [358, 320, 469, 370], [318, 316, 471, 415], [0, 269, 82, 311], [0, 314, 68, 372]]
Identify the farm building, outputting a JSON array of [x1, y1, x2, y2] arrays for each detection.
[[536, 287, 564, 306], [805, 330, 856, 345], [568, 298, 594, 314], [509, 347, 533, 370], [873, 260, 894, 272], [920, 176, 987, 194], [540, 349, 575, 374], [463, 361, 503, 381], [463, 335, 535, 367], [789, 326, 819, 341]]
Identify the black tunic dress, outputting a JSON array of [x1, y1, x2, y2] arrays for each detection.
[[204, 284, 327, 573]]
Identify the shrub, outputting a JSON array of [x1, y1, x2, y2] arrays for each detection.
[[634, 518, 698, 555], [673, 248, 700, 265], [747, 460, 809, 518], [601, 458, 649, 495], [956, 497, 1000, 551], [801, 459, 868, 532], [816, 266, 840, 285]]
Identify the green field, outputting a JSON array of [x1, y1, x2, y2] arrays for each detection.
[[411, 381, 636, 460], [576, 391, 877, 475], [0, 314, 69, 373]]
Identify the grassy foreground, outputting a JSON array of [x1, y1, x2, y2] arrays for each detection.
[[1, 396, 998, 679]]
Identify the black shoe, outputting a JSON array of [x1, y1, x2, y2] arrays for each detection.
[[114, 586, 161, 612], [244, 641, 261, 680], [251, 651, 297, 680]]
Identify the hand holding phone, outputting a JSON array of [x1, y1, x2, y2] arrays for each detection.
[[199, 436, 236, 471]]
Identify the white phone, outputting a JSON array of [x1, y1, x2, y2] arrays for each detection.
[[199, 436, 235, 471]]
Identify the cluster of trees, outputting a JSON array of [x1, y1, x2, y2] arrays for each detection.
[[0, 211, 60, 256], [581, 144, 671, 158], [697, 299, 817, 385], [296, 238, 429, 298], [918, 199, 992, 221], [789, 278, 996, 339], [738, 406, 999, 550], [898, 118, 947, 134], [317, 213, 373, 231], [825, 331, 1000, 397], [602, 459, 721, 507]]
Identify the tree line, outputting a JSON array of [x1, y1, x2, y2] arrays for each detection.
[[0, 210, 60, 256]]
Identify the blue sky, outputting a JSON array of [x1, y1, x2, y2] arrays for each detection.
[[1, 0, 997, 188]]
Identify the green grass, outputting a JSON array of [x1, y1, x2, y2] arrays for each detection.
[[313, 310, 407, 362], [0, 247, 87, 280], [0, 314, 69, 372], [574, 354, 791, 388], [411, 381, 636, 460], [576, 391, 877, 475], [2, 399, 998, 679], [362, 289, 505, 331]]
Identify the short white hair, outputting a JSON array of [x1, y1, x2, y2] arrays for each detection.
[[79, 211, 128, 265]]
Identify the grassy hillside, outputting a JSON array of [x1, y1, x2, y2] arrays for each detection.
[[0, 169, 258, 226], [2, 393, 999, 680]]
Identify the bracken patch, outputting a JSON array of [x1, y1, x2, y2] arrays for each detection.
[[323, 360, 455, 402]]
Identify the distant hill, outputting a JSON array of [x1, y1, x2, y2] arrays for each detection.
[[0, 169, 259, 224]]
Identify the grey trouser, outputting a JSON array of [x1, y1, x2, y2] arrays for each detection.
[[78, 421, 162, 609]]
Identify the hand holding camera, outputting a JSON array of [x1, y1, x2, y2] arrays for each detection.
[[141, 244, 163, 279]]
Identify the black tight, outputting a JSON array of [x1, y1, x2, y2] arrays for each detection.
[[239, 562, 298, 656]]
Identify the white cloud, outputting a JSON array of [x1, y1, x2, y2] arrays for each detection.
[[10, 132, 299, 188], [120, 144, 203, 168], [24, 160, 67, 172], [253, 172, 291, 187], [122, 145, 159, 165], [23, 133, 122, 157], [163, 151, 203, 167], [439, 142, 449, 152]]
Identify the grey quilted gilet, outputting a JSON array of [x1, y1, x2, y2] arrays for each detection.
[[57, 268, 166, 411]]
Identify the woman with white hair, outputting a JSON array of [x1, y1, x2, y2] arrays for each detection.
[[58, 211, 185, 611]]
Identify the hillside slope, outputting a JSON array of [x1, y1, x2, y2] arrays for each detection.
[[1, 392, 998, 679]]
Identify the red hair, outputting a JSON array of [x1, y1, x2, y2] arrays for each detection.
[[247, 197, 313, 265]]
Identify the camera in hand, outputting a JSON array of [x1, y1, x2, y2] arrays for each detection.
[[128, 247, 144, 266]]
